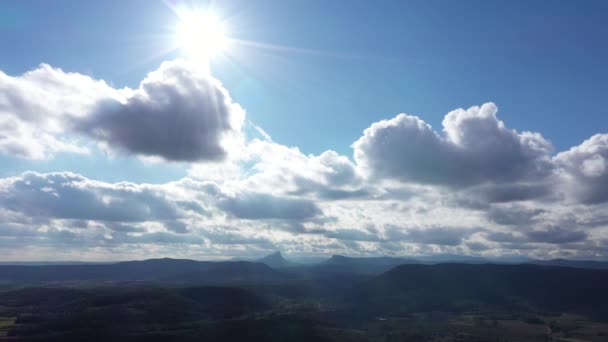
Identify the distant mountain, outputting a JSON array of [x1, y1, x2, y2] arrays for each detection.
[[412, 254, 490, 264], [360, 263, 608, 319], [257, 252, 294, 269], [0, 258, 287, 283], [0, 261, 112, 266], [529, 258, 608, 270], [488, 255, 534, 264], [319, 254, 508, 270], [316, 255, 420, 275]]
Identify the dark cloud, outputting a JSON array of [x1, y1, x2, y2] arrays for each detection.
[[485, 231, 526, 243], [219, 192, 322, 220], [74, 60, 244, 161], [164, 221, 189, 234], [450, 196, 491, 210], [353, 103, 553, 187], [486, 205, 545, 226], [470, 183, 553, 203], [466, 241, 490, 251], [524, 227, 588, 244]]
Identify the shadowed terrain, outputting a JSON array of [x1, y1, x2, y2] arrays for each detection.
[[2, 256, 608, 341]]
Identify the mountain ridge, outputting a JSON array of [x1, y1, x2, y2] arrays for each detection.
[[0, 257, 285, 283], [257, 251, 294, 268], [359, 263, 608, 319]]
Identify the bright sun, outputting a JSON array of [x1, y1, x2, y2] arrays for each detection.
[[175, 10, 227, 60]]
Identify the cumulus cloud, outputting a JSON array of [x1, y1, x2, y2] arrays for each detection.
[[555, 134, 608, 204], [3, 61, 608, 260], [0, 116, 88, 160], [189, 139, 368, 203], [238, 140, 366, 200], [0, 64, 116, 158], [0, 64, 118, 124], [75, 60, 244, 161], [353, 103, 553, 188], [0, 60, 244, 161]]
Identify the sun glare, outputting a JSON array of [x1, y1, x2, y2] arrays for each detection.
[[175, 10, 227, 60]]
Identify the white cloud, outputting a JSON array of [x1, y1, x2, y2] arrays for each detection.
[[555, 134, 608, 204], [2, 59, 608, 259], [75, 60, 245, 161], [0, 171, 183, 222], [0, 60, 244, 161], [0, 64, 116, 159], [353, 102, 553, 188]]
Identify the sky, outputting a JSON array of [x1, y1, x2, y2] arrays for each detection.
[[0, 0, 607, 261]]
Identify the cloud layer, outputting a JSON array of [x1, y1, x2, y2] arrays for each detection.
[[1, 62, 607, 260]]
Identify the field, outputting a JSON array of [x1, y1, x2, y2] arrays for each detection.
[[2, 285, 608, 342], [0, 317, 15, 337], [2, 261, 608, 341]]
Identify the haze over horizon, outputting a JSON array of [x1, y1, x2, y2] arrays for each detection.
[[1, 0, 608, 262]]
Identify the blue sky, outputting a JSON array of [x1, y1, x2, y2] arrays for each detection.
[[1, 1, 607, 260], [3, 1, 607, 158]]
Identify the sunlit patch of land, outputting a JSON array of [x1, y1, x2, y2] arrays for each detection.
[[0, 317, 16, 337]]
